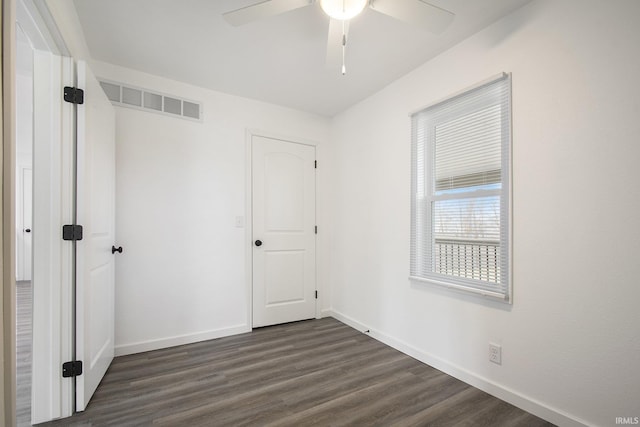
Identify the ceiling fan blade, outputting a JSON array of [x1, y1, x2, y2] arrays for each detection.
[[326, 18, 349, 70], [223, 0, 314, 26], [369, 0, 454, 34]]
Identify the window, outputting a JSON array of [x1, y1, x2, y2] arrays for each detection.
[[410, 74, 512, 301]]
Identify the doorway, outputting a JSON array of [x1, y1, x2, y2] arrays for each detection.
[[14, 0, 77, 423], [15, 22, 34, 427], [251, 135, 317, 328]]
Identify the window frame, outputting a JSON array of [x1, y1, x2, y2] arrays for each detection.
[[409, 73, 513, 303]]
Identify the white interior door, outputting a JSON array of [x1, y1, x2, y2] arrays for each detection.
[[75, 60, 116, 411], [252, 135, 316, 328], [22, 168, 33, 281], [18, 166, 33, 281]]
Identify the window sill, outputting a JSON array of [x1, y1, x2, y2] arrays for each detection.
[[408, 275, 511, 304]]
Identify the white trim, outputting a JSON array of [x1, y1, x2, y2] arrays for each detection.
[[17, 0, 69, 55], [408, 72, 508, 117], [59, 56, 75, 419], [16, 0, 51, 52], [408, 275, 508, 301], [319, 308, 334, 318], [327, 309, 591, 427], [114, 324, 250, 357], [246, 128, 319, 149], [244, 129, 254, 331], [506, 74, 514, 305], [29, 39, 74, 426]]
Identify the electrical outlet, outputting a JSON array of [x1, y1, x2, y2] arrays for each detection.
[[489, 343, 502, 365]]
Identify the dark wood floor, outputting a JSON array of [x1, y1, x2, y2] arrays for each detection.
[[38, 317, 554, 427], [16, 280, 32, 427]]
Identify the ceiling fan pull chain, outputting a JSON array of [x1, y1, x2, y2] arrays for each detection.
[[342, 20, 347, 75]]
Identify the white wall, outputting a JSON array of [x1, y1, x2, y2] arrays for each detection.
[[90, 61, 331, 355], [327, 1, 640, 426]]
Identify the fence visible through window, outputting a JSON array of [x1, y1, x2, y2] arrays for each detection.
[[434, 238, 500, 283]]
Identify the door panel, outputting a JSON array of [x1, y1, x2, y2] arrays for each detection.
[[75, 60, 116, 411], [265, 250, 305, 304], [252, 136, 316, 327], [265, 153, 305, 231]]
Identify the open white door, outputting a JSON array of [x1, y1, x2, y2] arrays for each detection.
[[252, 135, 316, 327], [75, 60, 116, 411]]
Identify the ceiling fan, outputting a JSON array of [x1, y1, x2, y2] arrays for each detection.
[[223, 0, 455, 75]]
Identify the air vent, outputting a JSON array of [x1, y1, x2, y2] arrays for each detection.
[[144, 92, 162, 111], [99, 79, 202, 122], [122, 87, 142, 107], [100, 81, 120, 103], [163, 96, 181, 115], [183, 101, 200, 119]]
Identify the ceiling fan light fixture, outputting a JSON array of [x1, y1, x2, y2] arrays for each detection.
[[320, 0, 368, 21]]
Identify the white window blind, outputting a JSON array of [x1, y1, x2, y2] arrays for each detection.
[[410, 73, 512, 301]]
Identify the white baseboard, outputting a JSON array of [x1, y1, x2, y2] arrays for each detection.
[[114, 324, 251, 356], [327, 309, 590, 427], [319, 308, 333, 318]]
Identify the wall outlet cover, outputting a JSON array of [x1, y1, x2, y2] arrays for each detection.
[[489, 343, 502, 365]]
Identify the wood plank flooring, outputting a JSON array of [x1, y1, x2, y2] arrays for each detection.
[[16, 280, 32, 427], [39, 318, 554, 427]]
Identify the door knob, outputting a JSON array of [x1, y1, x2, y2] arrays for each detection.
[[111, 246, 123, 254], [254, 240, 262, 247], [25, 228, 31, 233]]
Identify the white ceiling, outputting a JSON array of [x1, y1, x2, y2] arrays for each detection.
[[73, 0, 532, 117]]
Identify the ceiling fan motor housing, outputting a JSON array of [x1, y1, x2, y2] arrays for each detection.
[[320, 0, 368, 20]]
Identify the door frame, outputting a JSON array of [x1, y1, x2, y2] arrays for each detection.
[[244, 129, 320, 330], [15, 0, 75, 423]]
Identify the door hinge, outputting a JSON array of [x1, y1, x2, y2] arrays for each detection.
[[315, 225, 317, 234], [62, 360, 83, 378], [314, 160, 317, 169], [62, 224, 83, 241], [315, 290, 318, 299], [64, 86, 84, 104]]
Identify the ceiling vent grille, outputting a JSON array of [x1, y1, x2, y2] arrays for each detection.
[[98, 79, 202, 122]]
